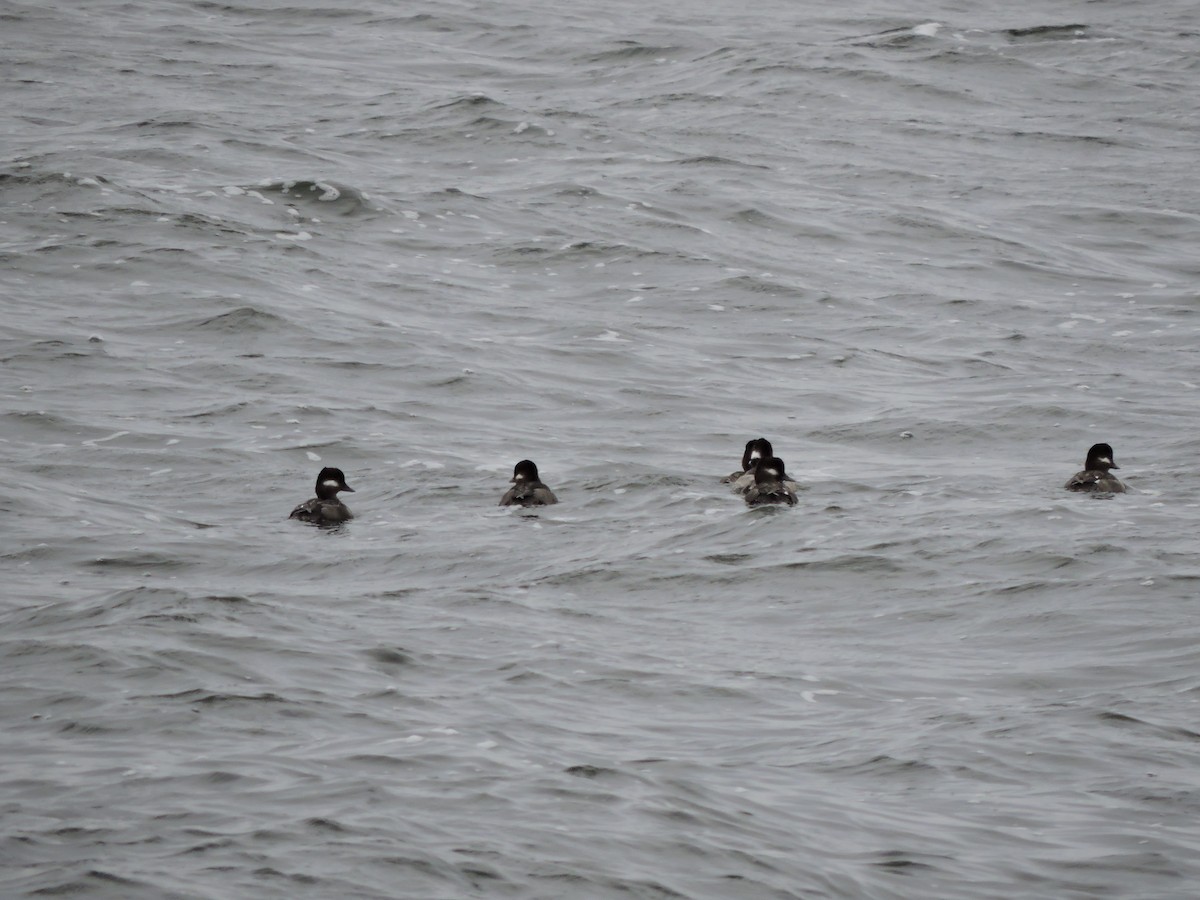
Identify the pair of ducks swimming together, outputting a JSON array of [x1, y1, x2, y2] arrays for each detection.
[[288, 440, 1126, 525], [288, 458, 557, 524], [722, 438, 1128, 500]]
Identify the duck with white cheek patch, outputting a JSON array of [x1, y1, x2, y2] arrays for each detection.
[[499, 459, 558, 507], [724, 437, 774, 493], [744, 457, 798, 507], [727, 438, 801, 496], [290, 467, 356, 523], [1064, 443, 1126, 494]]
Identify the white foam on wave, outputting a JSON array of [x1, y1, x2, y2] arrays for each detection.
[[82, 430, 129, 447], [313, 182, 340, 201]]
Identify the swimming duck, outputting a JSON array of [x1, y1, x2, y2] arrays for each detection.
[[289, 466, 356, 523], [1064, 443, 1126, 493], [744, 457, 798, 507], [499, 459, 558, 507], [724, 437, 774, 492]]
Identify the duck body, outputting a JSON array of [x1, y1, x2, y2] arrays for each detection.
[[724, 437, 774, 493], [290, 467, 356, 523], [1064, 443, 1126, 494], [500, 459, 558, 507], [745, 457, 798, 507]]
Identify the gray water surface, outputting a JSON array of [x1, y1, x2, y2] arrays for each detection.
[[3, 1, 1200, 897]]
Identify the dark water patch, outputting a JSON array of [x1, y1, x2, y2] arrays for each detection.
[[2, 169, 120, 193], [321, 359, 395, 372], [868, 850, 943, 873], [501, 666, 570, 688], [585, 42, 686, 64], [201, 770, 250, 785], [304, 816, 350, 833], [523, 239, 683, 264], [363, 646, 413, 666], [212, 58, 280, 74], [1008, 130, 1137, 150], [170, 690, 291, 707], [363, 12, 464, 32], [179, 836, 236, 854], [28, 869, 163, 898], [429, 93, 503, 112], [84, 552, 186, 572], [130, 116, 209, 131], [1039, 850, 1182, 878], [704, 553, 753, 565], [137, 612, 200, 624], [777, 554, 909, 576], [670, 154, 768, 170], [975, 576, 1084, 600], [492, 241, 560, 260], [57, 720, 122, 736], [1097, 711, 1200, 742], [564, 764, 621, 779], [249, 867, 322, 885], [2, 640, 131, 677], [822, 754, 941, 779], [1004, 24, 1089, 41], [187, 306, 289, 334], [1094, 784, 1200, 812], [411, 187, 494, 209], [720, 206, 844, 243], [203, 594, 251, 605], [0, 337, 109, 364], [617, 91, 724, 110], [544, 181, 601, 198], [166, 212, 259, 240], [192, 2, 367, 20], [714, 274, 833, 304]]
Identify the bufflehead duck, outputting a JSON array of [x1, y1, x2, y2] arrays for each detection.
[[289, 467, 356, 523], [724, 437, 774, 491], [500, 459, 558, 507], [728, 438, 800, 495], [1064, 443, 1126, 493], [745, 457, 798, 507]]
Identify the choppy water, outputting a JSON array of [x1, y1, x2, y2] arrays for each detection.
[[4, 1, 1200, 897]]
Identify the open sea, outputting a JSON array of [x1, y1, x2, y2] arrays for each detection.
[[3, 0, 1200, 897]]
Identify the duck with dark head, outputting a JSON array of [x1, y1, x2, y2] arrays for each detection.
[[724, 437, 773, 489], [744, 457, 798, 507], [1064, 443, 1126, 493], [290, 467, 356, 523], [500, 459, 558, 507]]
